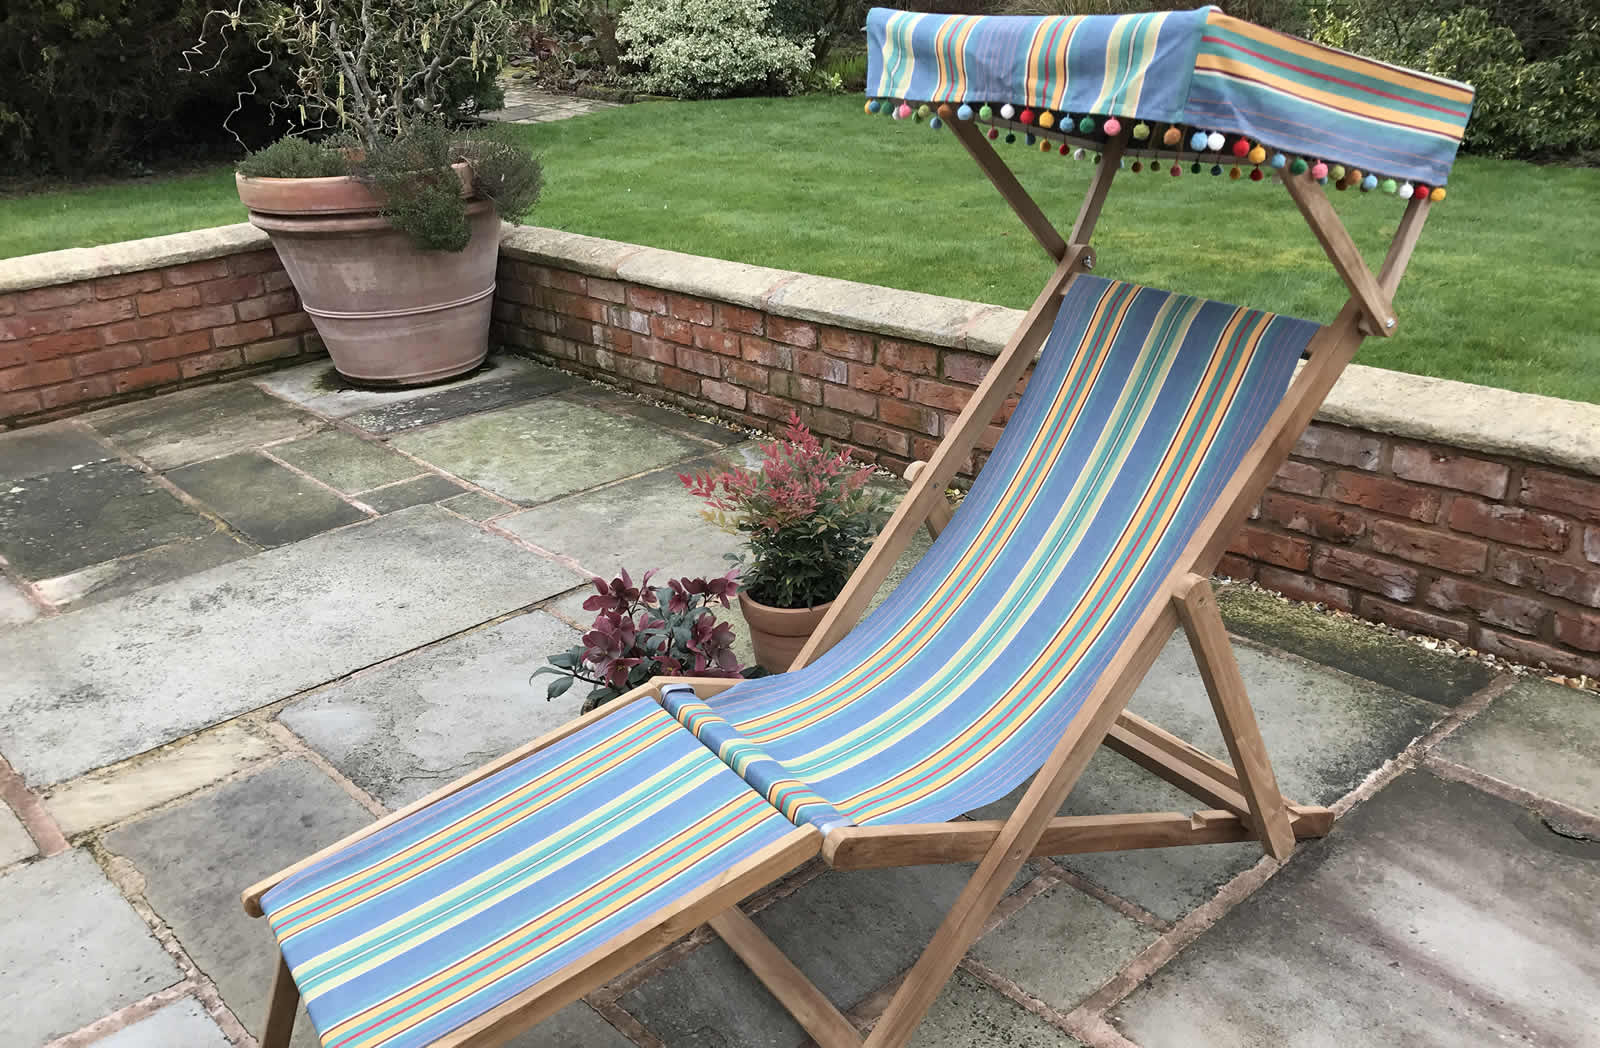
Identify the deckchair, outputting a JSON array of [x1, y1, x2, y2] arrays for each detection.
[[241, 9, 1472, 1047]]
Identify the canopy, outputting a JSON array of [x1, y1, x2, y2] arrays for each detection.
[[866, 7, 1473, 188]]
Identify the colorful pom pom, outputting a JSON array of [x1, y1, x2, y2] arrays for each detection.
[[1248, 145, 1267, 165], [1380, 178, 1397, 194], [1038, 110, 1055, 129], [1328, 164, 1345, 181], [916, 104, 930, 118], [1170, 163, 1182, 177], [937, 104, 954, 121], [1025, 133, 1036, 145], [1250, 168, 1265, 182], [1414, 184, 1429, 199], [1206, 131, 1226, 152], [1398, 182, 1414, 199], [1132, 160, 1143, 172], [1103, 117, 1122, 135], [957, 103, 974, 121], [1269, 152, 1287, 169], [1229, 165, 1243, 180], [1335, 179, 1348, 191], [1189, 130, 1208, 151], [1289, 157, 1308, 175], [1430, 186, 1446, 202], [1163, 126, 1182, 147], [1311, 161, 1328, 180], [1019, 108, 1034, 125], [988, 127, 999, 140], [1000, 103, 1015, 120], [895, 103, 911, 120], [1361, 173, 1378, 191], [1210, 163, 1223, 175], [1005, 131, 1016, 143], [1041, 138, 1052, 152], [866, 100, 880, 114], [1059, 142, 1070, 155], [929, 116, 943, 130], [978, 103, 994, 121], [1078, 115, 1096, 134], [1191, 161, 1203, 174], [1074, 148, 1088, 160], [1232, 138, 1250, 158], [1132, 122, 1151, 140]]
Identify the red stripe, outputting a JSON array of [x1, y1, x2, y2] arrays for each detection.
[[1202, 35, 1470, 119]]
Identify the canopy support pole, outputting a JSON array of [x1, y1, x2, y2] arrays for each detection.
[[948, 117, 1070, 261], [1281, 173, 1397, 336]]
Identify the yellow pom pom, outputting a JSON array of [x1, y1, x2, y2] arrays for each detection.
[[1038, 110, 1055, 129], [1247, 145, 1266, 165], [1430, 186, 1447, 202]]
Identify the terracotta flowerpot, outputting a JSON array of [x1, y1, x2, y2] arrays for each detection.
[[739, 590, 833, 674], [236, 162, 495, 386]]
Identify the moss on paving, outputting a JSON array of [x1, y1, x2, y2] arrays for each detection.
[[1216, 583, 1496, 708]]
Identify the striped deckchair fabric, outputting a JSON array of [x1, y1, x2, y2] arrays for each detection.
[[259, 701, 801, 1048], [866, 7, 1473, 187], [699, 277, 1318, 827]]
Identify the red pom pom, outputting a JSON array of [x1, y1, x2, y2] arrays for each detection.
[[1231, 138, 1250, 158], [1059, 142, 1070, 155], [1019, 108, 1035, 125], [1249, 167, 1264, 181], [1414, 184, 1430, 198], [988, 128, 999, 140], [1169, 163, 1182, 177]]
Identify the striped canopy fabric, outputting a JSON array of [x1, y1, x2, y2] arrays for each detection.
[[701, 277, 1318, 827], [261, 701, 799, 1048], [867, 6, 1473, 187]]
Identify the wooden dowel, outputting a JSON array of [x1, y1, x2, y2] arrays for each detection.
[[903, 461, 955, 538], [710, 909, 863, 1048]]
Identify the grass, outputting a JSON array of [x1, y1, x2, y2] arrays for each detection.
[[3, 95, 1597, 402]]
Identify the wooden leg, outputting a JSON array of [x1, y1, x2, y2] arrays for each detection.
[[902, 461, 954, 539], [261, 952, 299, 1048], [1173, 574, 1297, 860], [710, 909, 862, 1048]]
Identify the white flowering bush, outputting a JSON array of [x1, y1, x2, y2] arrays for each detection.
[[617, 0, 814, 99]]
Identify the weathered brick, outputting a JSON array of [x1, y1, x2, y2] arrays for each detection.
[[22, 329, 102, 360], [1477, 629, 1600, 677], [1260, 492, 1365, 542], [167, 304, 237, 334], [146, 331, 213, 362], [976, 423, 1005, 452], [0, 390, 42, 419], [691, 328, 741, 356], [95, 272, 162, 298], [178, 349, 242, 378], [1358, 594, 1471, 643], [1312, 547, 1419, 602], [576, 344, 614, 371], [615, 356, 659, 384], [1326, 470, 1440, 522], [795, 350, 847, 385], [651, 316, 694, 345], [767, 316, 818, 348], [721, 360, 768, 391], [262, 271, 296, 293], [38, 375, 115, 410], [741, 337, 790, 369], [197, 275, 264, 306], [1424, 577, 1545, 635], [1586, 526, 1600, 565], [848, 365, 909, 398], [0, 294, 12, 317], [163, 259, 232, 286], [212, 319, 275, 348], [272, 313, 315, 336], [1390, 444, 1508, 497], [236, 292, 299, 323], [626, 287, 668, 315], [667, 295, 714, 326], [676, 347, 721, 377], [19, 283, 91, 311], [112, 361, 181, 392], [942, 351, 989, 386], [1294, 424, 1381, 470], [1446, 497, 1569, 551], [1519, 468, 1600, 523], [0, 359, 74, 392], [1258, 566, 1354, 611], [556, 315, 596, 345], [1369, 519, 1487, 575], [72, 346, 143, 377], [1, 312, 61, 342], [879, 340, 937, 376], [1226, 524, 1311, 571], [748, 392, 792, 420], [910, 379, 970, 414], [879, 400, 941, 436], [1272, 460, 1325, 497], [588, 278, 627, 304], [769, 372, 823, 406], [717, 305, 764, 335], [1215, 553, 1257, 580], [634, 338, 676, 365], [819, 328, 873, 362], [103, 315, 173, 345], [546, 270, 586, 295], [57, 298, 137, 329], [1492, 550, 1600, 609], [700, 379, 746, 409], [228, 250, 283, 275], [243, 338, 303, 365], [851, 420, 911, 458], [138, 286, 203, 316], [803, 407, 853, 440], [1554, 610, 1600, 653], [822, 384, 877, 417]]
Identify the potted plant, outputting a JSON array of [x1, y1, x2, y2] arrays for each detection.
[[194, 0, 542, 386], [681, 414, 891, 672], [536, 569, 746, 712]]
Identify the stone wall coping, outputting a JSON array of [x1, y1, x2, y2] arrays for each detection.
[[0, 224, 268, 294]]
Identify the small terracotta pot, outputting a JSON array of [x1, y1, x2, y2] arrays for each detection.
[[236, 162, 494, 387], [739, 590, 833, 674]]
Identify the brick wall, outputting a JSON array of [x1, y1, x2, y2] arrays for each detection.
[[492, 251, 1600, 679], [1, 242, 319, 427]]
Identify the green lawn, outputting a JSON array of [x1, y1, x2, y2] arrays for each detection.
[[4, 96, 1598, 402]]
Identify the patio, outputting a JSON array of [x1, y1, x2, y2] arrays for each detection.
[[1, 356, 1596, 1048]]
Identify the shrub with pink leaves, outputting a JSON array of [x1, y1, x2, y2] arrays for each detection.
[[681, 413, 890, 609], [537, 568, 745, 711]]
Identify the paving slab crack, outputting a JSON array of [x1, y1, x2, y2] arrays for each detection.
[[0, 751, 68, 856], [1421, 753, 1600, 838]]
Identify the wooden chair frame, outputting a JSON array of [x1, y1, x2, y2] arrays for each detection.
[[244, 123, 1433, 1048]]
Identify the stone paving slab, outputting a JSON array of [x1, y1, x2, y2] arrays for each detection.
[[1113, 770, 1600, 1047], [391, 397, 709, 506], [34, 531, 255, 611], [344, 362, 578, 435], [45, 723, 278, 837], [440, 490, 515, 520], [0, 849, 181, 1046], [269, 428, 426, 492], [1436, 678, 1600, 815], [502, 1003, 635, 1048], [0, 576, 39, 626], [104, 759, 374, 1048], [360, 473, 469, 514], [1217, 583, 1494, 706], [280, 611, 583, 808], [622, 862, 1035, 1048], [0, 802, 34, 866], [85, 383, 324, 471], [96, 997, 230, 1048], [168, 451, 369, 547], [568, 386, 749, 447], [0, 421, 112, 483], [915, 970, 1086, 1047], [256, 356, 527, 417], [0, 459, 215, 579], [970, 879, 1159, 1014], [973, 633, 1444, 922], [0, 505, 574, 785]]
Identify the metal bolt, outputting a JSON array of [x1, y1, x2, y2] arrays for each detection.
[[1084, 255, 1095, 270], [1385, 317, 1395, 328]]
